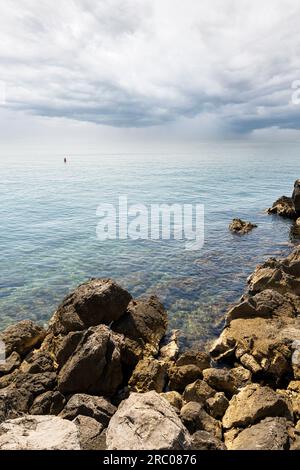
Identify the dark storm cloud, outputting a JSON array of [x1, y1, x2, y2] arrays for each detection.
[[1, 0, 300, 136]]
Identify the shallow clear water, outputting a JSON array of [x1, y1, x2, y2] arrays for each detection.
[[1, 143, 300, 348]]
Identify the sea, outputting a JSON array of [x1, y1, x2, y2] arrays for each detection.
[[1, 143, 300, 349]]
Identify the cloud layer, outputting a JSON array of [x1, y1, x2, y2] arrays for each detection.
[[1, 0, 300, 136]]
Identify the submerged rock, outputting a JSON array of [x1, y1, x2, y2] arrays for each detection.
[[229, 218, 257, 234], [106, 391, 191, 450]]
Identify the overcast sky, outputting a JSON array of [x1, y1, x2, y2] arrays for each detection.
[[1, 0, 300, 155]]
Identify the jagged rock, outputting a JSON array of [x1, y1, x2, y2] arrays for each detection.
[[128, 357, 167, 393], [0, 415, 81, 450], [160, 391, 183, 411], [176, 351, 211, 370], [48, 279, 132, 335], [20, 351, 55, 374], [190, 430, 226, 450], [30, 391, 66, 415], [0, 320, 46, 357], [13, 372, 56, 398], [288, 380, 300, 393], [225, 289, 295, 325], [206, 392, 229, 419], [73, 415, 105, 450], [292, 179, 300, 212], [159, 330, 179, 362], [180, 401, 222, 439], [277, 388, 300, 419], [112, 296, 167, 361], [106, 391, 191, 450], [229, 218, 257, 234], [169, 365, 203, 392], [222, 384, 291, 429], [0, 370, 19, 389], [248, 248, 300, 295], [0, 386, 32, 423], [59, 394, 116, 427], [183, 379, 215, 405], [0, 352, 21, 375], [57, 325, 123, 396], [202, 367, 251, 396], [227, 417, 291, 450], [267, 196, 297, 219]]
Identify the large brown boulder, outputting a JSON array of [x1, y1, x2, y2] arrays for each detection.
[[48, 279, 132, 335], [57, 325, 123, 396], [112, 296, 167, 362], [0, 321, 46, 357], [222, 384, 291, 429]]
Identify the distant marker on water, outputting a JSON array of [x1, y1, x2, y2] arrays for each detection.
[[64, 157, 67, 163]]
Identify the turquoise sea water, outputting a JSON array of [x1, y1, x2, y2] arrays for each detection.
[[1, 143, 300, 348]]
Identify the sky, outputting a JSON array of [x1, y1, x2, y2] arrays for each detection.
[[1, 0, 300, 155]]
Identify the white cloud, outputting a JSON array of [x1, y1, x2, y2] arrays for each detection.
[[0, 0, 300, 148]]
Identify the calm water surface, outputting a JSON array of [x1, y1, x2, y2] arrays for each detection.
[[1, 143, 300, 348]]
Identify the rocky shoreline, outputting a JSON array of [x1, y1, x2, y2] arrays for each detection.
[[1, 186, 300, 450]]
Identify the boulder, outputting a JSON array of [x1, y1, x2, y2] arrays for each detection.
[[30, 391, 66, 415], [0, 352, 21, 375], [226, 417, 291, 450], [73, 415, 106, 450], [222, 384, 291, 429], [0, 386, 32, 423], [112, 296, 167, 360], [57, 325, 123, 396], [202, 367, 251, 396], [183, 379, 215, 405], [180, 401, 222, 439], [190, 430, 226, 450], [267, 196, 297, 219], [48, 279, 132, 335], [20, 351, 55, 374], [160, 391, 183, 411], [106, 391, 191, 450], [13, 372, 56, 398], [0, 415, 81, 450], [59, 394, 116, 427], [128, 357, 167, 393], [176, 351, 211, 370], [206, 392, 229, 419], [169, 365, 203, 392], [0, 320, 46, 357], [229, 218, 257, 234]]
